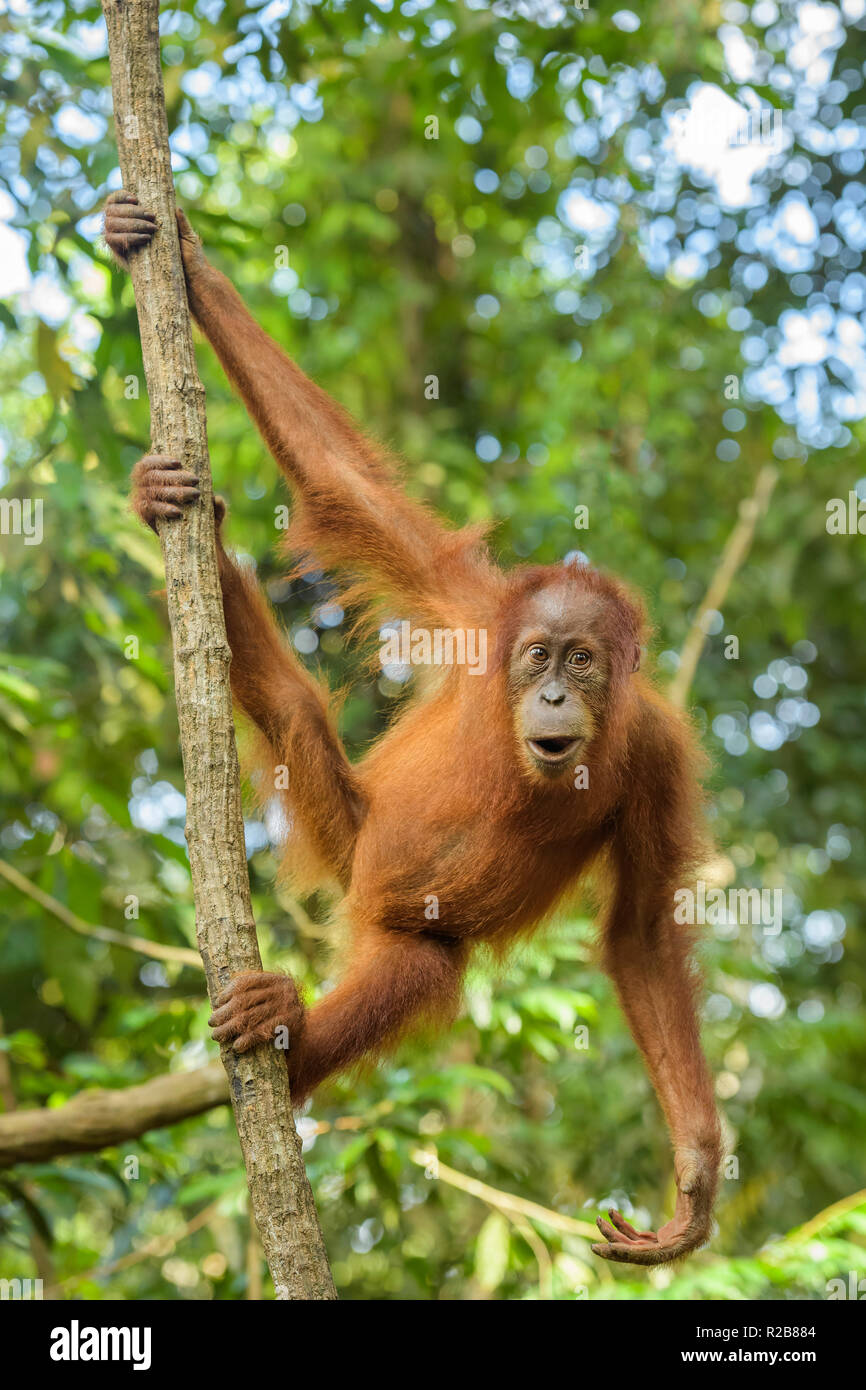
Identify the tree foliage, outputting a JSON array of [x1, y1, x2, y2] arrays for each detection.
[[0, 0, 864, 1300]]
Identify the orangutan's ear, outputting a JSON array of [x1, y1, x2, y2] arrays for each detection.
[[632, 643, 641, 673]]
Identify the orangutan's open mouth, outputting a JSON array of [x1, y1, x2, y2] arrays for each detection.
[[527, 736, 582, 764]]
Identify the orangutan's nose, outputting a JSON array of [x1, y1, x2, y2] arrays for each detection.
[[540, 682, 566, 706]]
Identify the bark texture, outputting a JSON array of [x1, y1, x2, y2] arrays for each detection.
[[101, 0, 335, 1300]]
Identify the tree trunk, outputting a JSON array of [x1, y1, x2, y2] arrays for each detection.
[[101, 0, 335, 1301]]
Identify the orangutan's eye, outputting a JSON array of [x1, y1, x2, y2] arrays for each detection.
[[568, 648, 592, 668], [527, 645, 548, 664]]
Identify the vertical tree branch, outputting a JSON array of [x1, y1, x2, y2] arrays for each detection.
[[668, 465, 779, 709], [101, 0, 335, 1300]]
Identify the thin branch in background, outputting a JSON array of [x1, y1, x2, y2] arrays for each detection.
[[0, 858, 202, 969], [0, 857, 328, 969], [668, 465, 779, 709], [781, 1188, 866, 1247], [277, 887, 322, 938], [507, 1215, 554, 1299], [410, 1146, 600, 1240]]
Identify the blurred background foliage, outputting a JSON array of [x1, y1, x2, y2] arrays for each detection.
[[0, 0, 865, 1300]]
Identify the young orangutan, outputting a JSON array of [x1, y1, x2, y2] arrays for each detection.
[[105, 191, 722, 1265]]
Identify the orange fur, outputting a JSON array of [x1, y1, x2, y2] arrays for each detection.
[[113, 193, 723, 1265]]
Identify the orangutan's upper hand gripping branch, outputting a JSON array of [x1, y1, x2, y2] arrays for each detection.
[[107, 192, 500, 629], [105, 193, 724, 1267]]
